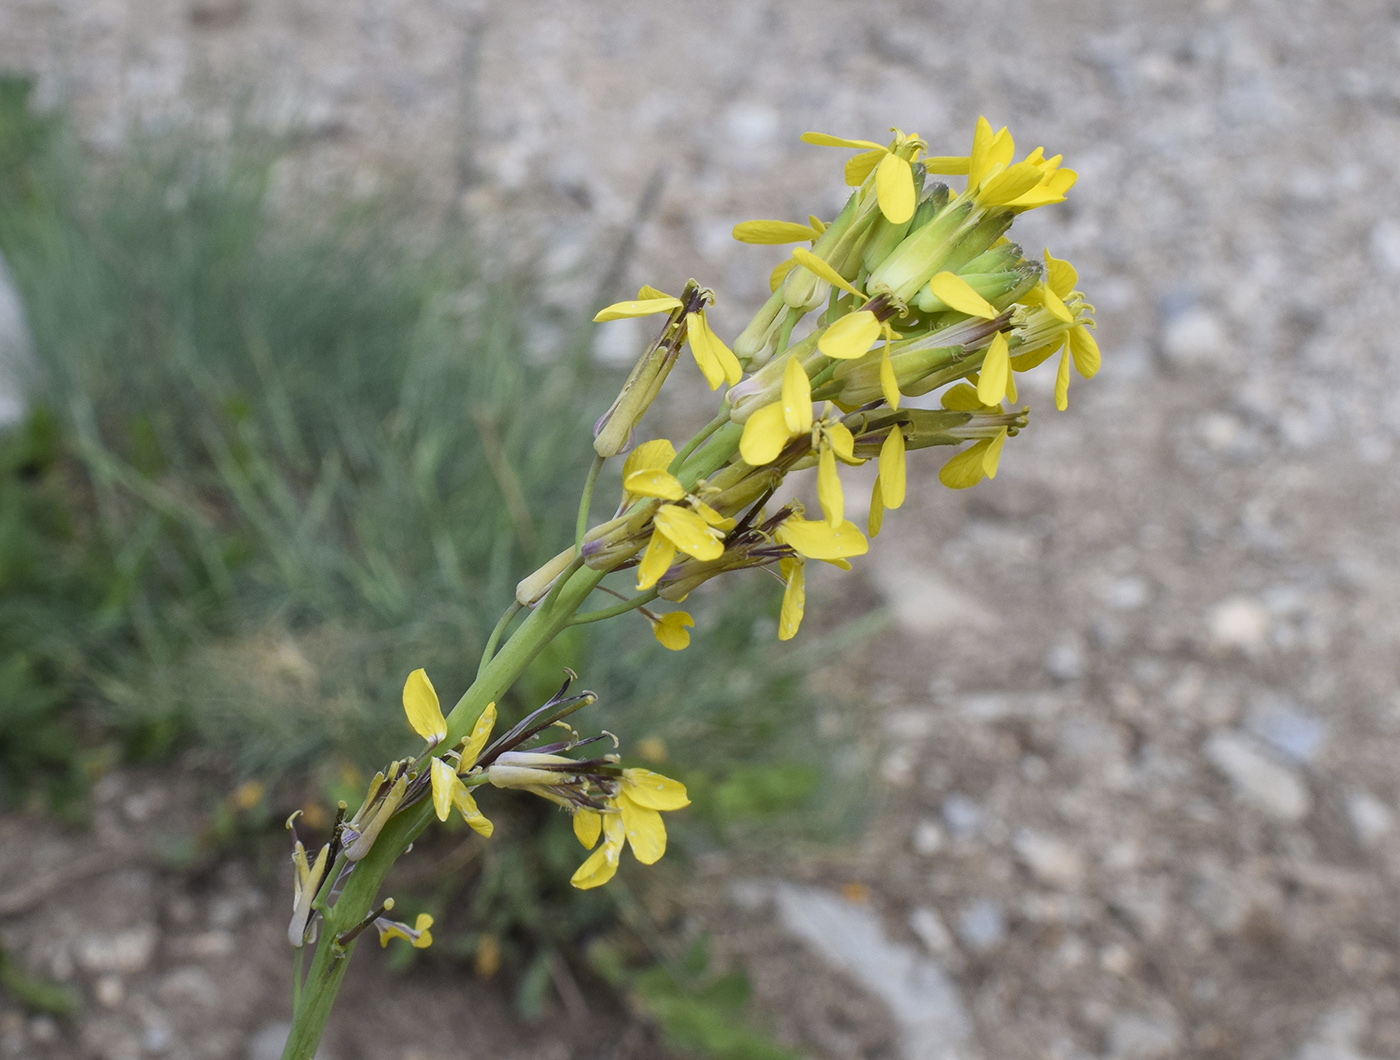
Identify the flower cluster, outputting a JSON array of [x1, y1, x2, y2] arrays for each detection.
[[570, 116, 1098, 643]]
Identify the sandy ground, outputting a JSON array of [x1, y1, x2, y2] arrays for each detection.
[[3, 1, 1400, 1058]]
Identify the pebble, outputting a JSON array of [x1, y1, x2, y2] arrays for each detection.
[[1206, 596, 1273, 655], [910, 819, 945, 856], [770, 883, 973, 1060], [1107, 1010, 1182, 1060], [1160, 306, 1229, 367], [1013, 830, 1086, 889], [1245, 697, 1327, 764], [1045, 634, 1085, 682], [1345, 790, 1393, 847], [940, 794, 983, 838], [908, 906, 956, 957], [1205, 731, 1312, 821], [76, 926, 158, 976], [1371, 218, 1400, 273], [956, 899, 1006, 953], [94, 975, 125, 1008]]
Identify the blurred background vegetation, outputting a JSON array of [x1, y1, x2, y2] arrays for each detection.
[[0, 75, 871, 1054]]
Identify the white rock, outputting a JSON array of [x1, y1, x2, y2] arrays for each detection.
[[908, 906, 956, 956], [1107, 1011, 1182, 1060], [956, 899, 1006, 953], [1345, 790, 1393, 847], [771, 883, 976, 1060], [1161, 306, 1228, 367], [1013, 830, 1086, 888], [94, 975, 125, 1009], [1205, 731, 1312, 821], [1206, 596, 1272, 654], [911, 819, 945, 856], [76, 927, 158, 975], [868, 563, 999, 636], [1371, 218, 1400, 273]]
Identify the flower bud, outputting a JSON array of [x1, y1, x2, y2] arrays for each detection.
[[515, 546, 576, 607]]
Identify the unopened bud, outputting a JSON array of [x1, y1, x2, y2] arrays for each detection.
[[516, 547, 576, 607]]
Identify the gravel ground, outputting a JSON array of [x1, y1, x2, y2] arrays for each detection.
[[2, 1, 1400, 1058]]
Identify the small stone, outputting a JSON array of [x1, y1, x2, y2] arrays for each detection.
[[1346, 790, 1393, 847], [29, 1016, 58, 1044], [1161, 306, 1228, 367], [1100, 942, 1135, 975], [1045, 634, 1085, 681], [911, 819, 945, 856], [1103, 576, 1150, 611], [1107, 1010, 1182, 1060], [940, 793, 982, 838], [1205, 731, 1312, 821], [956, 899, 1006, 952], [1245, 697, 1327, 764], [908, 906, 956, 956], [76, 926, 158, 975], [94, 975, 125, 1008], [1206, 596, 1272, 654], [155, 967, 220, 1009], [1372, 218, 1400, 273], [1013, 830, 1086, 889]]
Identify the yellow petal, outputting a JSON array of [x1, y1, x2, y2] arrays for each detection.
[[654, 504, 724, 561], [687, 311, 741, 389], [573, 808, 601, 848], [818, 310, 880, 360], [570, 837, 620, 890], [967, 116, 997, 188], [636, 530, 677, 591], [782, 356, 814, 435], [769, 257, 798, 293], [431, 758, 459, 822], [1044, 249, 1078, 300], [1054, 346, 1071, 411], [791, 247, 864, 299], [693, 501, 735, 530], [1069, 325, 1101, 378], [1040, 281, 1075, 324], [928, 273, 999, 320], [1008, 340, 1063, 373], [411, 914, 434, 949], [874, 152, 915, 223], [618, 794, 667, 865], [982, 427, 1008, 478], [867, 480, 885, 538], [622, 768, 690, 810], [879, 427, 906, 510], [623, 468, 686, 500], [733, 220, 821, 244], [636, 284, 671, 300], [818, 447, 844, 527], [800, 131, 884, 150], [938, 439, 993, 489], [978, 161, 1046, 206], [593, 296, 682, 322], [977, 332, 1011, 406], [739, 401, 793, 466], [778, 557, 805, 641], [880, 346, 900, 410], [923, 155, 971, 175], [845, 148, 885, 186], [940, 383, 992, 411], [459, 701, 497, 770], [453, 786, 494, 837], [623, 438, 677, 479], [402, 668, 446, 745], [652, 610, 694, 651], [826, 421, 856, 462], [775, 516, 869, 560]]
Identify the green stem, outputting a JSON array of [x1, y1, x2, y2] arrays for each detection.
[[668, 409, 730, 475], [478, 601, 523, 678], [575, 454, 605, 551], [570, 588, 657, 626], [774, 306, 801, 355], [292, 947, 305, 1012], [279, 561, 609, 1060]]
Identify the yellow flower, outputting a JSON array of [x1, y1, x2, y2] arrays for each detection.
[[341, 764, 410, 861], [570, 768, 690, 890], [938, 427, 1009, 490], [594, 284, 741, 390], [287, 813, 330, 947], [937, 117, 1077, 211], [428, 701, 497, 838], [1011, 250, 1100, 410], [768, 510, 869, 639], [375, 910, 434, 950], [620, 444, 736, 591], [867, 424, 907, 537], [648, 610, 694, 650], [401, 667, 446, 747], [800, 128, 925, 223]]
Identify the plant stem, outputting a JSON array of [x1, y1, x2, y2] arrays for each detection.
[[668, 409, 729, 475], [575, 454, 605, 551], [569, 588, 657, 626], [478, 601, 522, 678]]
